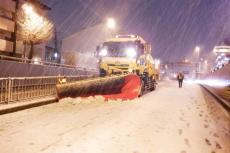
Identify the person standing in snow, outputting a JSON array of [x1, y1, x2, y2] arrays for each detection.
[[177, 72, 184, 88]]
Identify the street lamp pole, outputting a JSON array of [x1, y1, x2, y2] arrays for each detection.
[[195, 46, 200, 79]]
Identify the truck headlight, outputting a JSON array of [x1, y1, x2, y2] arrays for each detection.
[[126, 47, 136, 58], [99, 49, 107, 56]]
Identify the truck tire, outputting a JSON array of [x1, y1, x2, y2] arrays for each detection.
[[149, 79, 156, 91], [149, 83, 156, 91], [100, 69, 106, 77], [138, 80, 145, 97]]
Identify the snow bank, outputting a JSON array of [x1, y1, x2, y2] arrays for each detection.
[[59, 96, 140, 104]]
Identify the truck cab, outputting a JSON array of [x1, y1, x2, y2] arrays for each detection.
[[95, 35, 159, 91], [96, 35, 157, 77]]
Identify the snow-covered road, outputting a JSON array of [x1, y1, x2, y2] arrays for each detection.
[[0, 81, 229, 153]]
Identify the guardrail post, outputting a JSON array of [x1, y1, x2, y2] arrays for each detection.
[[7, 78, 12, 103]]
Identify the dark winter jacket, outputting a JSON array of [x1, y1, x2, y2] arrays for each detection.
[[177, 73, 184, 80]]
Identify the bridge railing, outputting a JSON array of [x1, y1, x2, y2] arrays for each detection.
[[0, 75, 94, 104], [0, 55, 97, 73]]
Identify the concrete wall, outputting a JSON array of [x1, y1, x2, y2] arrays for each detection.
[[0, 60, 98, 77]]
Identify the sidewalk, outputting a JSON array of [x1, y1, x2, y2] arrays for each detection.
[[0, 96, 57, 115]]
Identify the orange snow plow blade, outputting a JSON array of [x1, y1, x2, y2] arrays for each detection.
[[56, 74, 141, 101]]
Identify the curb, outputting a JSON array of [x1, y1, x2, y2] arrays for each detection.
[[0, 97, 58, 115], [200, 84, 230, 112]]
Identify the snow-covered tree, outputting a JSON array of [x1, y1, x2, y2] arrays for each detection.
[[17, 3, 54, 59]]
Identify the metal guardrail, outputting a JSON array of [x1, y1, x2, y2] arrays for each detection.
[[200, 84, 230, 112], [0, 75, 94, 104], [0, 55, 97, 73]]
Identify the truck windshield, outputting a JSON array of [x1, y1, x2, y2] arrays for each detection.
[[102, 41, 139, 57]]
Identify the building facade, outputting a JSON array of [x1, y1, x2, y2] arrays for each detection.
[[0, 0, 50, 60]]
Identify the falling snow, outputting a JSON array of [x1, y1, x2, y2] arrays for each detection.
[[42, 0, 230, 62]]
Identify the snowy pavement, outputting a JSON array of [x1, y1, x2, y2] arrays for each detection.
[[0, 80, 229, 153]]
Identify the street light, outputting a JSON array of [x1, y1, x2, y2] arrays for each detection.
[[19, 3, 54, 60], [22, 3, 33, 14], [194, 46, 201, 79], [155, 59, 160, 70], [54, 52, 58, 58], [195, 46, 200, 53], [21, 3, 45, 33], [106, 18, 116, 30]]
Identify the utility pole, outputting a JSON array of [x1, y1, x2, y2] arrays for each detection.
[[54, 28, 61, 63], [194, 46, 200, 79]]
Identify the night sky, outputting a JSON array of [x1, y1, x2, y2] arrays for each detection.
[[41, 0, 230, 62]]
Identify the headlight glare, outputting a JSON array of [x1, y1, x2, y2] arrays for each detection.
[[99, 49, 107, 56], [126, 47, 137, 58]]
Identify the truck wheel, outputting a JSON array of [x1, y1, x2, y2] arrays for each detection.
[[138, 80, 145, 97], [149, 79, 156, 91], [150, 84, 156, 91], [100, 69, 106, 77]]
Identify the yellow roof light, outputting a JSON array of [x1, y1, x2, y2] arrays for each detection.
[[130, 35, 136, 38], [115, 35, 137, 38]]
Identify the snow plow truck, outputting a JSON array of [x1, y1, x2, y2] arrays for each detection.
[[56, 35, 159, 100]]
